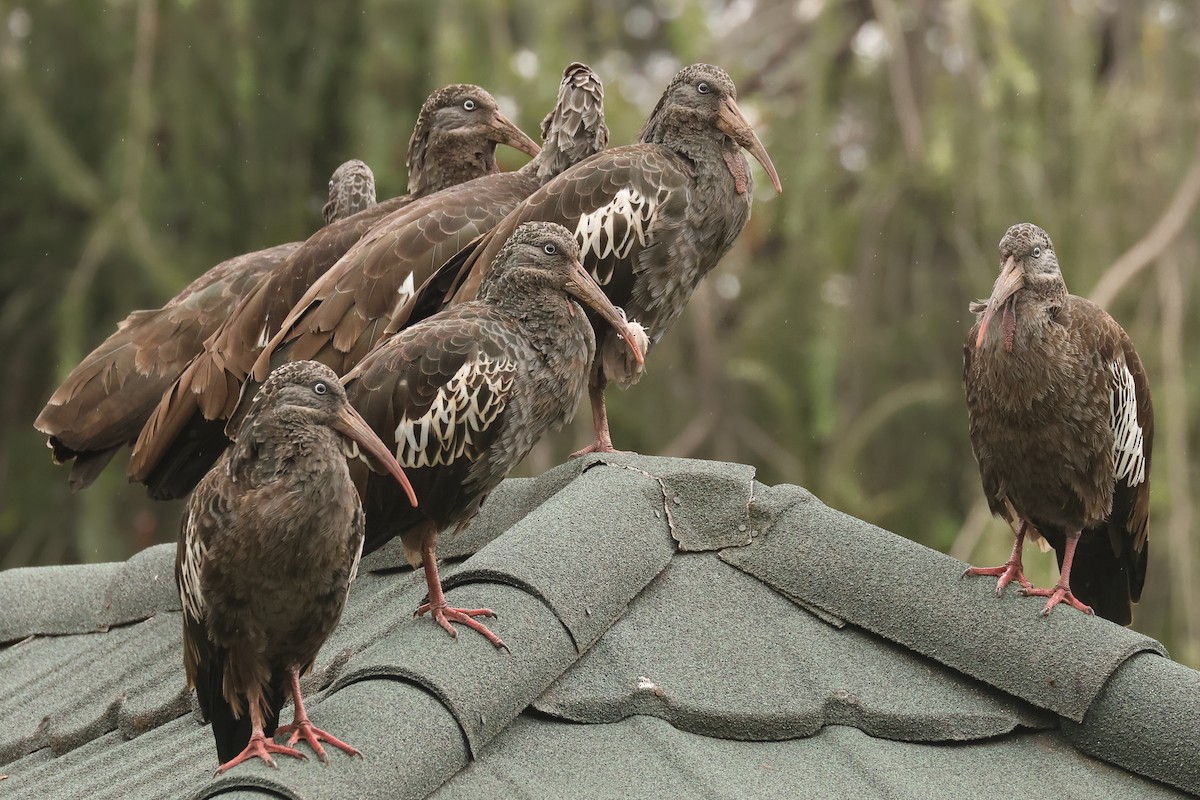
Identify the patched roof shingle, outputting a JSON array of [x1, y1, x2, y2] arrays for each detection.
[[1, 454, 1195, 799]]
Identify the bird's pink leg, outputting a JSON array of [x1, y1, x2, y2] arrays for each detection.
[[572, 367, 621, 457], [963, 519, 1034, 593], [275, 668, 362, 763], [214, 699, 306, 774], [1021, 529, 1094, 617], [415, 542, 507, 650]]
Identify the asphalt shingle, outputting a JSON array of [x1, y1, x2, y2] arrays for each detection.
[[535, 553, 1054, 742], [1063, 651, 1200, 796], [0, 543, 180, 644], [1, 454, 1196, 799], [444, 463, 676, 652], [432, 715, 1188, 800], [721, 482, 1168, 722]]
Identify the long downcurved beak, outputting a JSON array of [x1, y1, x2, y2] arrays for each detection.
[[334, 404, 418, 508], [488, 110, 541, 159], [975, 255, 1024, 349], [565, 260, 646, 366], [717, 97, 783, 194]]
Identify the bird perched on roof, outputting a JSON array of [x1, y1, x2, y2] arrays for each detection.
[[34, 159, 375, 490], [178, 360, 417, 772], [392, 63, 781, 455], [130, 85, 540, 499], [962, 223, 1152, 624], [343, 222, 644, 648]]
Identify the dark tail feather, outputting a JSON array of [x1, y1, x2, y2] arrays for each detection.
[[1058, 526, 1141, 626], [67, 446, 122, 491], [196, 650, 284, 763], [143, 417, 228, 500]]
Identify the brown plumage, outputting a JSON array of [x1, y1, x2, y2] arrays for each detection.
[[130, 85, 540, 499], [178, 361, 416, 772], [342, 222, 644, 648], [963, 223, 1152, 624], [33, 160, 375, 490], [390, 63, 781, 455], [252, 63, 608, 385]]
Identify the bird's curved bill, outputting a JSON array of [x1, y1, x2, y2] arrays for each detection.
[[975, 255, 1024, 349], [717, 97, 783, 194], [334, 404, 418, 508], [565, 260, 646, 366], [489, 111, 541, 159]]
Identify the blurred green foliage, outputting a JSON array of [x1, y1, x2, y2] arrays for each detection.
[[1, 0, 1198, 664]]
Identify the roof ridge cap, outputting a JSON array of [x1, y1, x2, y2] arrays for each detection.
[[721, 485, 1167, 723]]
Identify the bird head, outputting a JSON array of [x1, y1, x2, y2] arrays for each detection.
[[483, 222, 646, 366], [406, 84, 541, 194], [322, 159, 377, 225], [641, 63, 782, 195], [247, 361, 417, 507], [974, 223, 1061, 350]]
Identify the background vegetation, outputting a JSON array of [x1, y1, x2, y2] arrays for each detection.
[[2, 0, 1198, 665]]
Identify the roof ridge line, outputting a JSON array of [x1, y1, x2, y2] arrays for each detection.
[[721, 483, 1169, 723]]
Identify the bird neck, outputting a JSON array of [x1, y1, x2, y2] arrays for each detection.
[[641, 105, 752, 197], [324, 173, 377, 224], [973, 286, 1075, 408], [521, 96, 608, 184], [410, 133, 500, 197], [227, 410, 341, 487], [483, 277, 593, 365]]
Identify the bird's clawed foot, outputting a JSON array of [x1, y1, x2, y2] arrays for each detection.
[[276, 719, 362, 764], [570, 438, 622, 457], [214, 731, 306, 774], [1022, 583, 1094, 617], [416, 601, 508, 650], [962, 561, 1032, 594]]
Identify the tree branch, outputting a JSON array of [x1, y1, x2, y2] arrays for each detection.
[[870, 0, 924, 164], [1090, 136, 1200, 307], [1156, 252, 1199, 664], [0, 35, 103, 210]]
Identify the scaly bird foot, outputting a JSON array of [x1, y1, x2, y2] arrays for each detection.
[[962, 561, 1032, 594], [570, 439, 626, 457], [275, 720, 362, 764], [416, 602, 507, 650], [214, 732, 306, 774], [1022, 584, 1094, 617]]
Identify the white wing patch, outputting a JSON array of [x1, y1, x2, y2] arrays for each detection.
[[179, 515, 208, 623], [394, 356, 516, 468], [347, 526, 364, 588], [1110, 360, 1146, 486], [575, 187, 660, 284], [397, 272, 415, 307]]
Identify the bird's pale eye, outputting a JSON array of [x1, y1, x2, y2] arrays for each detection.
[[543, 243, 558, 255], [1032, 247, 1042, 258], [463, 99, 476, 111], [313, 381, 328, 395], [697, 81, 710, 95]]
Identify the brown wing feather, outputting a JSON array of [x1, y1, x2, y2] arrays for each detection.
[[206, 198, 410, 399], [128, 198, 412, 495], [436, 145, 691, 314], [1109, 326, 1153, 598], [35, 244, 296, 478], [255, 173, 538, 380], [344, 306, 520, 555], [176, 473, 230, 705]]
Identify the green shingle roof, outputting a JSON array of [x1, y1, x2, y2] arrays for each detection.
[[1, 454, 1195, 799]]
